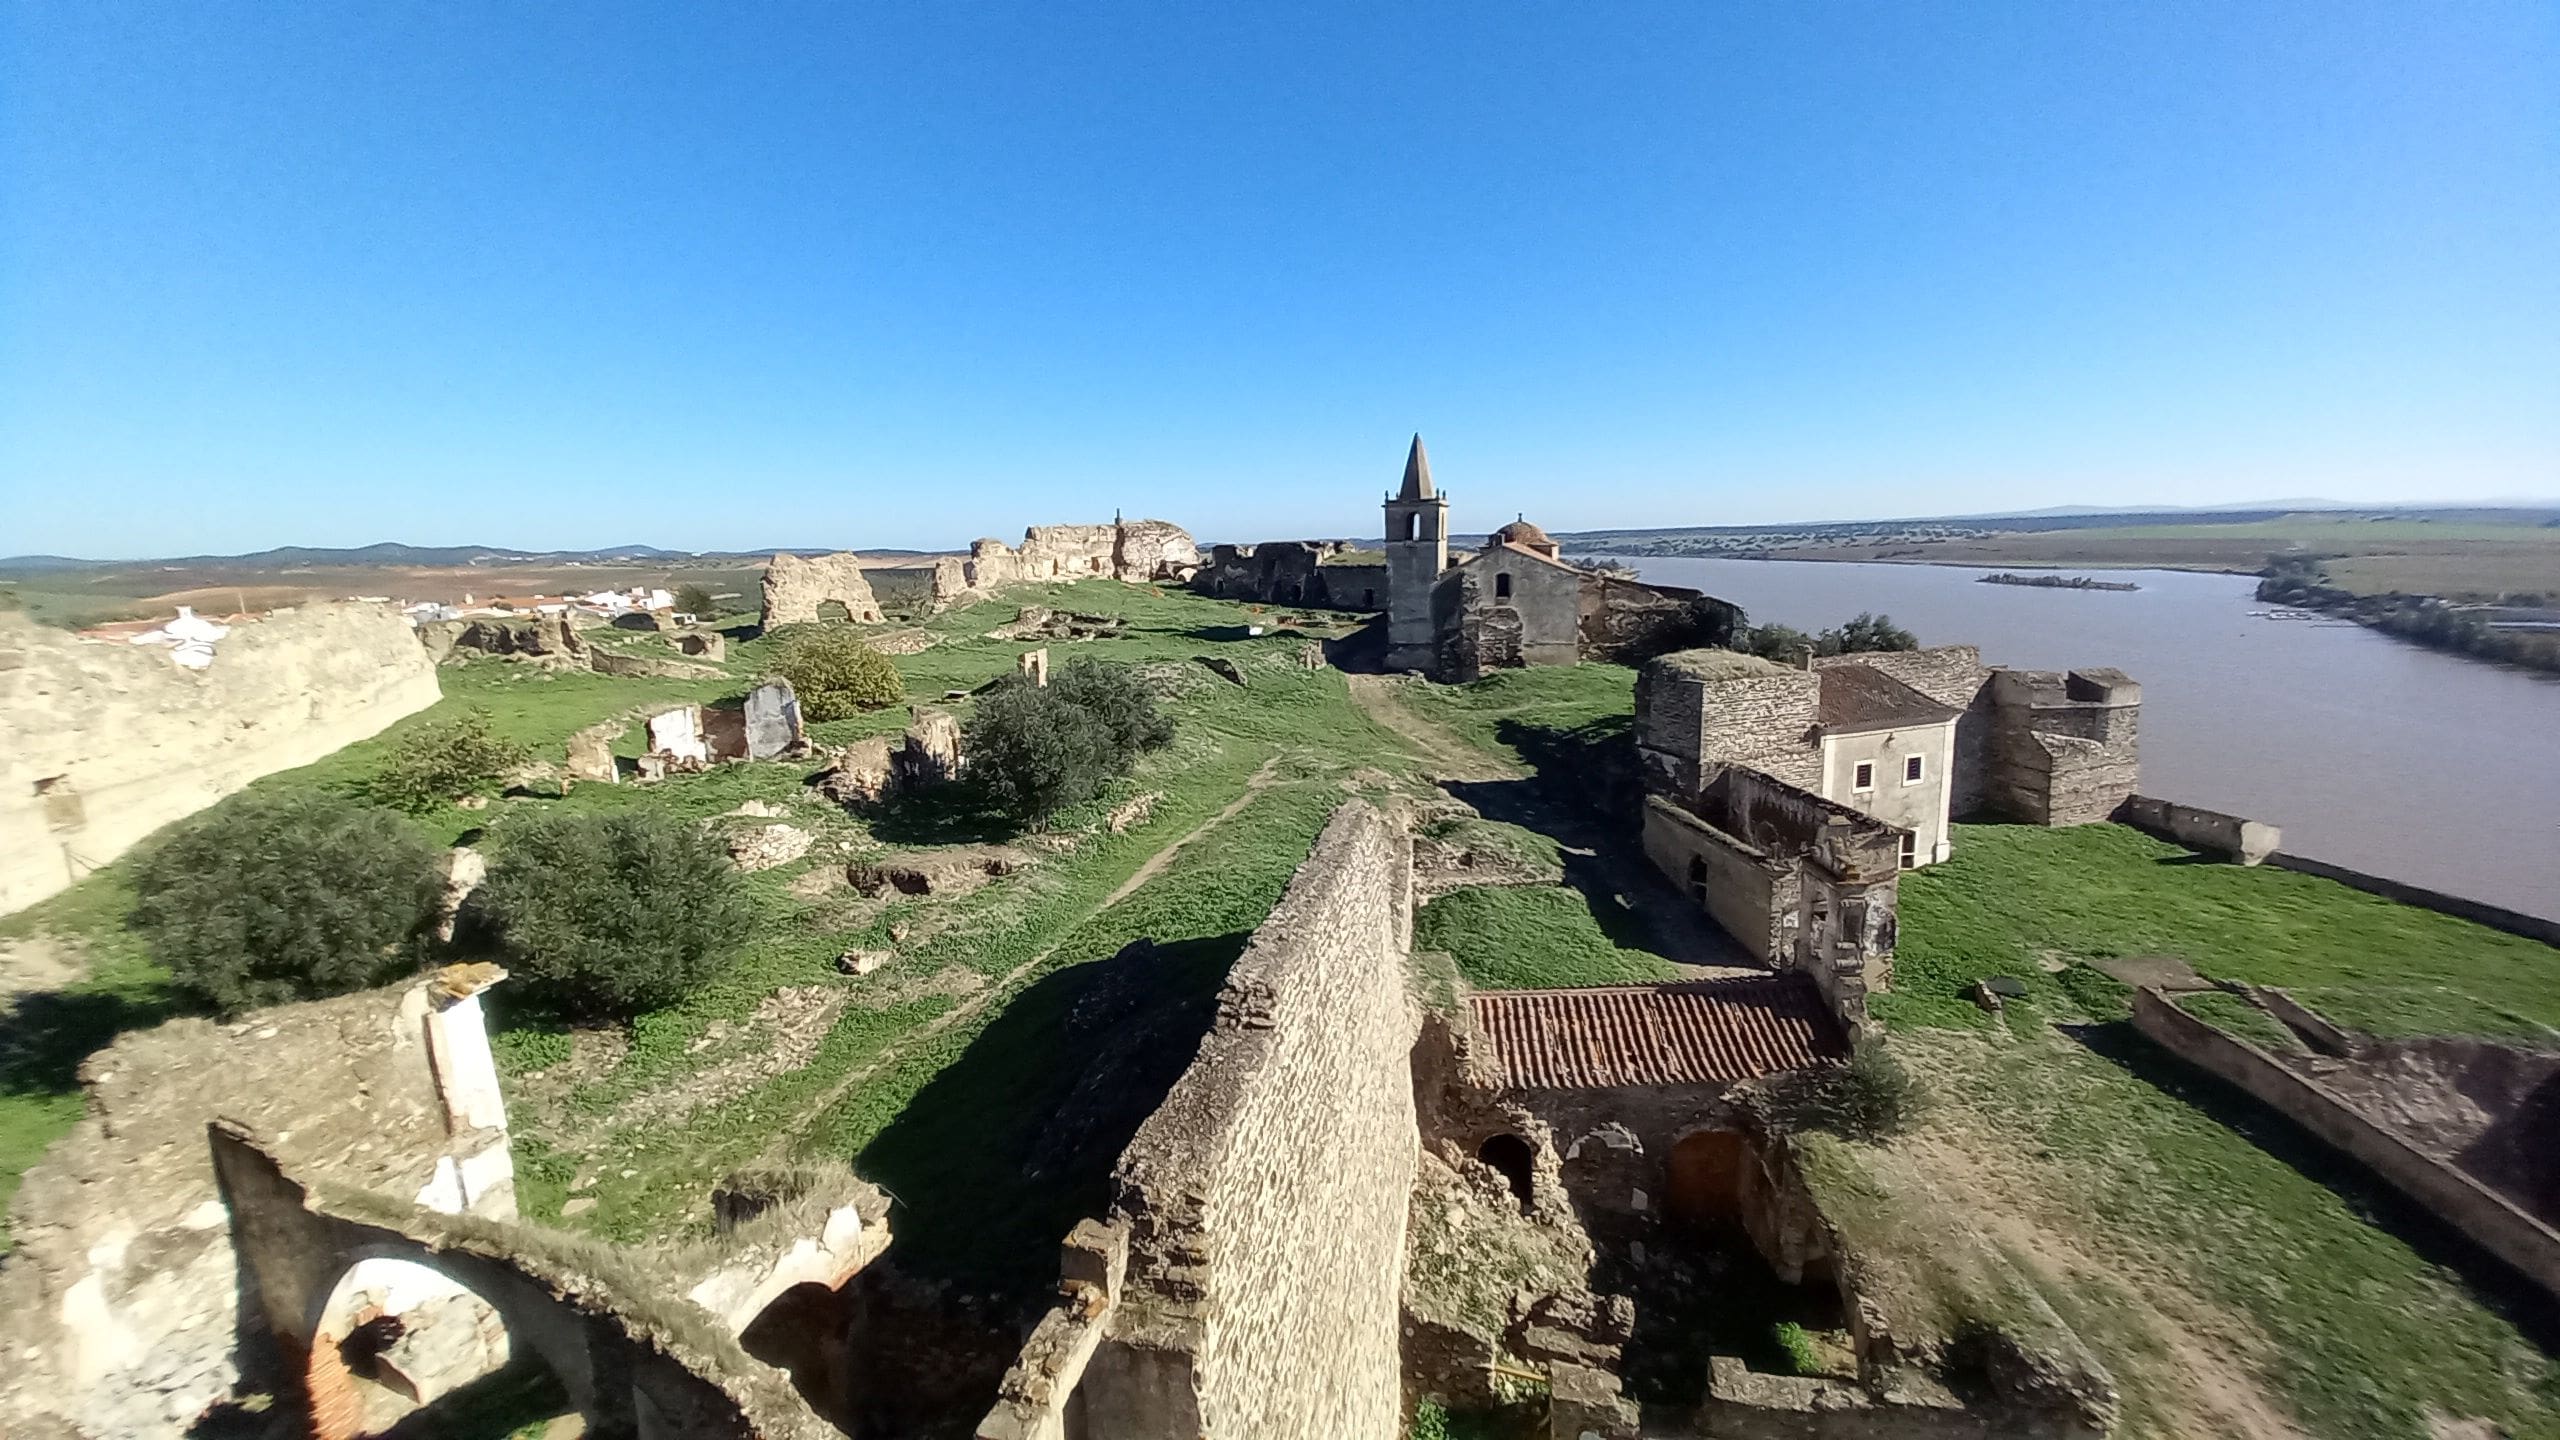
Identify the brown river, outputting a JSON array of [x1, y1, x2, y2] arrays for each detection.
[[1607, 556, 2560, 923]]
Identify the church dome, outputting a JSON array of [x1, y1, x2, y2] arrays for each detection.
[[1490, 519, 1554, 549]]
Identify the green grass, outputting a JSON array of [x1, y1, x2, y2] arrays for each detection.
[[2174, 990, 2306, 1054], [0, 580, 1426, 1252], [1393, 663, 1639, 768], [1874, 823, 2560, 1439], [1415, 885, 1680, 989], [1879, 822, 2560, 1039]]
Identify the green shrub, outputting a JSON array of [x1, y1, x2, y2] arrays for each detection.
[[1749, 1044, 1918, 1142], [476, 812, 752, 1017], [673, 582, 717, 616], [1409, 1400, 1451, 1440], [965, 682, 1115, 826], [131, 793, 444, 1014], [1773, 1320, 1823, 1376], [373, 707, 530, 811], [775, 628, 905, 721], [1048, 658, 1175, 767], [965, 661, 1176, 827]]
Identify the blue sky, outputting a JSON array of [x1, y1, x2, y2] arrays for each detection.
[[3, 2, 2554, 557]]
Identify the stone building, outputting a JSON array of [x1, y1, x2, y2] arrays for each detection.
[[1379, 435, 1739, 681], [1631, 643, 2141, 1022]]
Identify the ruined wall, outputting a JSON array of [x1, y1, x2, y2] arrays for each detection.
[[932, 521, 1199, 609], [1075, 801, 1417, 1440], [2132, 989, 2560, 1303], [0, 972, 516, 1438], [1113, 520, 1202, 581], [1578, 577, 1742, 667], [1643, 796, 1794, 964], [0, 604, 441, 918], [760, 552, 886, 627], [2262, 853, 2560, 947], [2115, 794, 2281, 865]]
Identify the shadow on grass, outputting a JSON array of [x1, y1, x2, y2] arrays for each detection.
[[2064, 1020, 2560, 1350], [862, 779, 1026, 847], [854, 931, 1247, 1308], [1442, 774, 1693, 963]]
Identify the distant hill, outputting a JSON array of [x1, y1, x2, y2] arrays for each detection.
[[0, 542, 942, 577]]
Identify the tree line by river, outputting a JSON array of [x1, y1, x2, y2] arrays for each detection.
[[2256, 556, 2560, 675]]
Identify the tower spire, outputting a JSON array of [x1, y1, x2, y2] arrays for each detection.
[[1398, 433, 1435, 501]]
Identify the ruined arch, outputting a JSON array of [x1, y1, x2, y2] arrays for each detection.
[[1477, 1133, 1536, 1209], [760, 552, 886, 628], [304, 1252, 570, 1440], [1667, 1129, 1747, 1232]]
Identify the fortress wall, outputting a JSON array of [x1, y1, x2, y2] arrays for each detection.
[[0, 604, 441, 917], [1075, 801, 1417, 1440]]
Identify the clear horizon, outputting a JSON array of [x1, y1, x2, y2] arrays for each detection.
[[4, 2, 2555, 556]]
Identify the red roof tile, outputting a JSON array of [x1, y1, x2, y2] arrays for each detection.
[[1470, 976, 1848, 1089]]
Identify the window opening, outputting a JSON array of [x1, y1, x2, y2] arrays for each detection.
[[1495, 572, 1512, 600], [1853, 761, 1875, 792], [1904, 754, 1925, 784]]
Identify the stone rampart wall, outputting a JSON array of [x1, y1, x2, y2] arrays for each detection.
[[2260, 854, 2560, 947], [1076, 801, 1417, 1440], [0, 604, 441, 917], [2131, 988, 2560, 1303], [2115, 794, 2281, 865]]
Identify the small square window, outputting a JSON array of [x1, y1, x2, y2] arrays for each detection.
[[1904, 755, 1925, 784], [1853, 762, 1875, 792]]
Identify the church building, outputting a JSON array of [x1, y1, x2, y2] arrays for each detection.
[[1381, 434, 1741, 682]]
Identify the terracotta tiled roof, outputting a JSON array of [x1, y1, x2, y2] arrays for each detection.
[[1817, 664, 1960, 734], [1469, 976, 1849, 1090]]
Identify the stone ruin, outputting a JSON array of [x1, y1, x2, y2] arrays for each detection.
[[760, 552, 888, 628], [927, 520, 1200, 611], [2, 603, 442, 920], [969, 799, 2119, 1440], [562, 680, 807, 787], [0, 965, 888, 1440], [809, 704, 965, 812]]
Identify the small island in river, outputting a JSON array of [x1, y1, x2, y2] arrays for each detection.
[[1978, 571, 2141, 592]]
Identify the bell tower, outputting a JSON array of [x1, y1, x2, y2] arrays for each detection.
[[1383, 433, 1450, 672]]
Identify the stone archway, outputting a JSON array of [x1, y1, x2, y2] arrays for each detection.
[[1667, 1130, 1747, 1232], [304, 1255, 562, 1440]]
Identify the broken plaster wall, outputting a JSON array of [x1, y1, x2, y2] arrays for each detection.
[[0, 603, 442, 919], [1071, 800, 1419, 1440], [0, 972, 516, 1440], [932, 521, 1201, 610]]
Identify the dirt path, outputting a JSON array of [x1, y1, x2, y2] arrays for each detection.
[[753, 757, 1282, 1165], [1887, 1052, 2313, 1440], [1346, 674, 1753, 974], [1345, 674, 1521, 782]]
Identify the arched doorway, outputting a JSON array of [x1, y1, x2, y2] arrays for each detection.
[[1477, 1133, 1536, 1209], [816, 598, 852, 622], [1667, 1130, 1747, 1232], [741, 1279, 862, 1431], [305, 1256, 567, 1440]]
